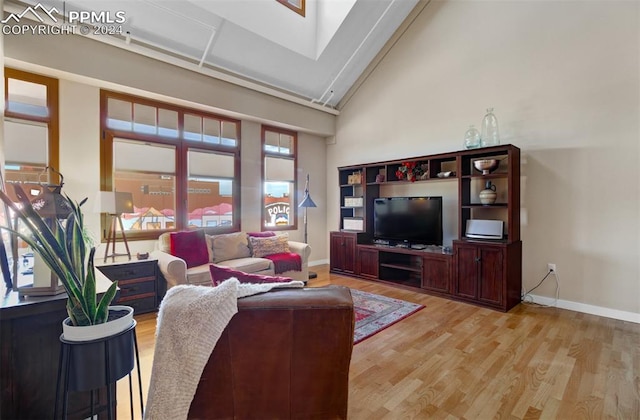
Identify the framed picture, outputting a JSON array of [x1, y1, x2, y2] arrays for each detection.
[[343, 217, 364, 231]]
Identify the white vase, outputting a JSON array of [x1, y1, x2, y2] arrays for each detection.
[[62, 305, 134, 342], [464, 125, 481, 149], [480, 108, 500, 147], [479, 181, 497, 205]]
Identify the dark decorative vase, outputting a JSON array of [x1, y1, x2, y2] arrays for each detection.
[[62, 323, 136, 391], [479, 181, 497, 205], [55, 321, 140, 420]]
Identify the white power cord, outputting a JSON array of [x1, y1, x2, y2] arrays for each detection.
[[522, 269, 560, 308]]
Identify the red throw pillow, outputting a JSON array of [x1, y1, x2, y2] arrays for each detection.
[[170, 230, 209, 269], [209, 264, 291, 286], [247, 231, 276, 238]]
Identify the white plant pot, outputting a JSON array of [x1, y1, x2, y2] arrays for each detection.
[[62, 305, 134, 342]]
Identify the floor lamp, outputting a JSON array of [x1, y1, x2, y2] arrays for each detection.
[[97, 191, 133, 263], [298, 174, 317, 279]]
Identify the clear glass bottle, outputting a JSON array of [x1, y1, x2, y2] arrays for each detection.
[[480, 108, 500, 147], [464, 125, 481, 149]]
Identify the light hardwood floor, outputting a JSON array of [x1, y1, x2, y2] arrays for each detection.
[[118, 265, 640, 419]]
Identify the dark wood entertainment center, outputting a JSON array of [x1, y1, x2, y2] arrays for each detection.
[[330, 144, 521, 312]]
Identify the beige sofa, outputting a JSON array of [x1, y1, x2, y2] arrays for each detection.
[[152, 231, 311, 289]]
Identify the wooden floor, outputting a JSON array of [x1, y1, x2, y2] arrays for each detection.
[[117, 265, 640, 419]]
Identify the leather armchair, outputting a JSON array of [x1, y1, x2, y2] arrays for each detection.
[[188, 285, 355, 419]]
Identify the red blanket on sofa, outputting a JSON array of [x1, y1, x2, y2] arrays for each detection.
[[264, 252, 302, 275]]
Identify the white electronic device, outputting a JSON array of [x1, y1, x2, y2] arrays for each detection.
[[465, 219, 504, 240]]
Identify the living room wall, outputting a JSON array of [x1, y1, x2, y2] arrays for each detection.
[[329, 1, 640, 317], [4, 34, 331, 265]]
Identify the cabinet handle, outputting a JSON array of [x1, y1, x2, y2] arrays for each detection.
[[475, 257, 481, 263]]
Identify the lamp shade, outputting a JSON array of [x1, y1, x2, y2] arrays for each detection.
[[96, 191, 133, 214], [299, 194, 316, 208], [32, 185, 72, 218], [30, 167, 72, 219], [115, 192, 134, 214]]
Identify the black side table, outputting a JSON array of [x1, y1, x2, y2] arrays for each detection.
[[97, 259, 159, 314], [54, 321, 144, 419]]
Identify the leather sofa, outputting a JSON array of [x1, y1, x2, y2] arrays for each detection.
[[153, 231, 311, 289], [188, 285, 355, 419]]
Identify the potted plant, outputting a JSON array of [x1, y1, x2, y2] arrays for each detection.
[[0, 184, 133, 341], [395, 161, 428, 182]]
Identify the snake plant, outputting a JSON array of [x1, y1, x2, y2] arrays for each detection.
[[0, 184, 118, 326]]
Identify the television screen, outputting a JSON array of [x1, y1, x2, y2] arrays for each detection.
[[373, 197, 443, 246]]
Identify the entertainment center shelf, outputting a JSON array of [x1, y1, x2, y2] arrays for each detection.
[[330, 144, 522, 312]]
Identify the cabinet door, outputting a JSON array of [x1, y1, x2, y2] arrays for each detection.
[[330, 233, 345, 272], [478, 247, 504, 305], [343, 234, 356, 274], [357, 248, 378, 278], [422, 256, 450, 293], [454, 245, 478, 299]]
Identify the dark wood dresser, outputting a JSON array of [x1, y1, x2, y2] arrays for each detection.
[[0, 291, 111, 419], [97, 258, 159, 314]]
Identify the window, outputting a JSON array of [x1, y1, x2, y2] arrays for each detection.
[[3, 69, 59, 186], [112, 139, 176, 231], [262, 126, 297, 230], [277, 0, 305, 17], [100, 91, 241, 240], [3, 68, 59, 288]]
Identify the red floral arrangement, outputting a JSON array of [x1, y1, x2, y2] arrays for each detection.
[[395, 161, 426, 182]]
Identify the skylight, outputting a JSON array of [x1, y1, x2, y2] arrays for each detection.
[[277, 0, 305, 17]]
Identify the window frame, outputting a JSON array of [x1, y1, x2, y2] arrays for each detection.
[[276, 0, 305, 17], [4, 68, 60, 183], [261, 125, 298, 232], [100, 90, 241, 241], [3, 69, 59, 289]]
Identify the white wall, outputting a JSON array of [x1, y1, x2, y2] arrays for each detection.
[[297, 131, 328, 264], [29, 76, 330, 263], [201, 0, 318, 58], [316, 0, 357, 55], [4, 33, 335, 136], [4, 35, 331, 264], [58, 80, 101, 246], [239, 119, 328, 263], [330, 0, 640, 314]]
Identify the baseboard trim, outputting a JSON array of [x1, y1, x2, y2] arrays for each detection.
[[309, 259, 328, 267], [529, 294, 640, 324]]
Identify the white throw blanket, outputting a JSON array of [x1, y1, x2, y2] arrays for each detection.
[[144, 278, 304, 420]]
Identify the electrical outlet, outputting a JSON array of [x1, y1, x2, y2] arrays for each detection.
[[547, 263, 556, 273]]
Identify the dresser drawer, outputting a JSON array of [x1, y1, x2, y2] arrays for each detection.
[[99, 260, 159, 314], [98, 261, 156, 281], [116, 295, 157, 315], [118, 279, 156, 298]]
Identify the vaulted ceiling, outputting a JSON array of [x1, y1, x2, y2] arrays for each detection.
[[5, 0, 421, 111]]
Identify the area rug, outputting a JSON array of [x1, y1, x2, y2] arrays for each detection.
[[351, 289, 424, 344]]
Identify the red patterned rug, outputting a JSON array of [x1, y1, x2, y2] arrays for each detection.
[[351, 289, 424, 344]]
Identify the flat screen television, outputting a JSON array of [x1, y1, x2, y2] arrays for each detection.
[[373, 196, 443, 246]]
